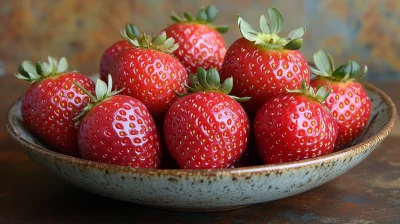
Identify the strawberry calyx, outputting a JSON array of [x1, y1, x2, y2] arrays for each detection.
[[121, 24, 178, 54], [15, 56, 69, 83], [73, 75, 122, 125], [181, 67, 250, 102], [237, 7, 305, 50], [310, 50, 368, 82], [287, 81, 331, 103], [170, 5, 229, 33], [120, 23, 140, 40]]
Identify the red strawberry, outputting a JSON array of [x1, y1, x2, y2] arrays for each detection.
[[164, 68, 250, 169], [220, 7, 310, 115], [254, 82, 338, 164], [75, 76, 161, 168], [164, 5, 228, 74], [310, 50, 372, 150], [15, 56, 95, 156], [110, 31, 188, 118], [99, 24, 138, 82]]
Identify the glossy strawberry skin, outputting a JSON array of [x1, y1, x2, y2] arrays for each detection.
[[21, 73, 95, 156], [110, 48, 188, 118], [164, 92, 250, 169], [220, 38, 310, 114], [100, 40, 132, 82], [78, 95, 161, 168], [254, 94, 338, 164], [310, 78, 371, 150], [165, 23, 226, 74]]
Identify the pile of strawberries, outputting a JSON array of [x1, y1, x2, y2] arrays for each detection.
[[16, 6, 372, 169]]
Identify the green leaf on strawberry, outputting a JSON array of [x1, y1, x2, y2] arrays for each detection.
[[15, 56, 69, 83], [170, 5, 229, 33], [237, 7, 305, 50], [73, 75, 122, 124], [310, 50, 368, 81], [287, 81, 331, 103], [121, 24, 179, 54], [183, 68, 250, 102], [121, 23, 140, 40]]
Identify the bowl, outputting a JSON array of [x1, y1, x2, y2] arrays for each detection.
[[6, 82, 396, 211]]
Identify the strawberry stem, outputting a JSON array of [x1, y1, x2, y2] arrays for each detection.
[[170, 5, 229, 34], [122, 26, 179, 54], [73, 81, 98, 103], [181, 67, 250, 102], [72, 75, 123, 126], [15, 56, 69, 83], [287, 81, 331, 103], [237, 7, 305, 50], [310, 50, 368, 82]]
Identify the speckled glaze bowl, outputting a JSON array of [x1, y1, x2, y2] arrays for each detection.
[[6, 82, 396, 211]]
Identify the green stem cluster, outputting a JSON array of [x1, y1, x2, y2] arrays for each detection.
[[170, 5, 229, 33], [121, 24, 179, 54], [181, 68, 250, 102], [237, 7, 305, 50], [15, 56, 69, 83], [310, 50, 368, 82]]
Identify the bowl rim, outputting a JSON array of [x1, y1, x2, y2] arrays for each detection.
[[6, 82, 397, 177]]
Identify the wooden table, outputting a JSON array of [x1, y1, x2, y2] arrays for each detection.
[[1, 75, 400, 223]]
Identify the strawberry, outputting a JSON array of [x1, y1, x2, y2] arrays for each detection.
[[310, 50, 371, 150], [220, 7, 310, 115], [110, 31, 188, 118], [164, 5, 229, 74], [74, 76, 161, 168], [99, 24, 138, 82], [254, 82, 338, 164], [164, 68, 250, 169], [15, 56, 95, 156]]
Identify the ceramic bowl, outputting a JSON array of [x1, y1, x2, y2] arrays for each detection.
[[6, 82, 396, 211]]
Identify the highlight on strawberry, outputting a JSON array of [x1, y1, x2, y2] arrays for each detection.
[[15, 56, 95, 156], [73, 75, 162, 168], [164, 5, 229, 73], [310, 50, 372, 150], [164, 68, 250, 169], [220, 7, 310, 115]]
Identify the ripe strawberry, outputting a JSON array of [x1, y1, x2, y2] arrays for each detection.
[[164, 5, 229, 74], [15, 56, 95, 156], [254, 82, 338, 164], [75, 76, 161, 168], [110, 31, 188, 118], [310, 50, 371, 150], [99, 24, 138, 82], [164, 68, 250, 169], [220, 7, 310, 115]]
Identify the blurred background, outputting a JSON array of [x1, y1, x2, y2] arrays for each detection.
[[0, 0, 399, 80]]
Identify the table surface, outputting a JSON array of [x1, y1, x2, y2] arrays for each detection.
[[1, 75, 400, 224]]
